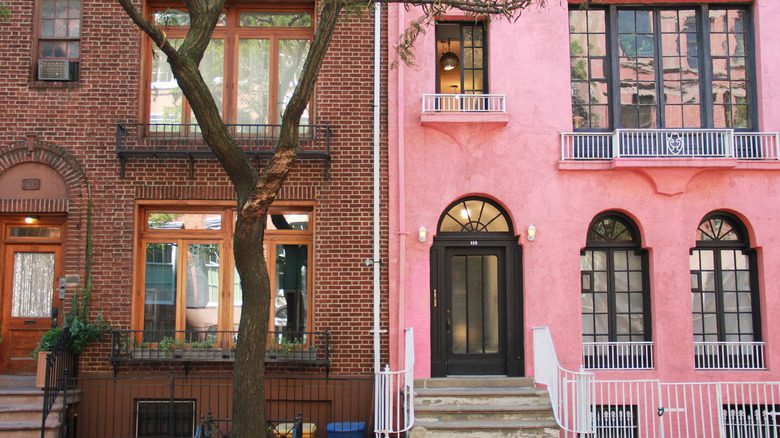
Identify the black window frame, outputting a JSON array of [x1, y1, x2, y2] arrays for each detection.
[[581, 213, 652, 345], [435, 21, 488, 95], [690, 212, 761, 344], [569, 4, 757, 131]]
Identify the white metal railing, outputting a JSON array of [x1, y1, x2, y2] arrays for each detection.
[[582, 341, 654, 370], [534, 327, 780, 437], [421, 94, 506, 113], [533, 327, 596, 434], [694, 341, 766, 370], [561, 129, 780, 160], [374, 328, 414, 436]]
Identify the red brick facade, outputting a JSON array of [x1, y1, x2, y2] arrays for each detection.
[[0, 0, 388, 376]]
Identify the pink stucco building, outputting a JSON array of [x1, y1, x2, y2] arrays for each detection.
[[388, 0, 780, 435]]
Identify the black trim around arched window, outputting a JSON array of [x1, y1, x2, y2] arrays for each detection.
[[581, 213, 652, 343], [690, 212, 760, 343]]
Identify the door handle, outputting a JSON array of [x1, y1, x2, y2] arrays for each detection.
[[446, 309, 451, 333]]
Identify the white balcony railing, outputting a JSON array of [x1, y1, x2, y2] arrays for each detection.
[[374, 328, 414, 436], [694, 341, 766, 370], [534, 327, 780, 437], [582, 341, 654, 370], [561, 129, 780, 160], [421, 93, 506, 113]]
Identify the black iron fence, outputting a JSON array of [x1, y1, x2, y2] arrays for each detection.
[[64, 370, 373, 438], [41, 326, 77, 438]]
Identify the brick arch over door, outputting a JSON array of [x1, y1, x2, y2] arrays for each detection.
[[0, 140, 89, 212]]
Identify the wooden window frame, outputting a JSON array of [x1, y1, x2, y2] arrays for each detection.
[[132, 202, 315, 341], [142, 1, 315, 126]]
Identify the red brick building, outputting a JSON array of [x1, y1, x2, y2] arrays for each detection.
[[0, 0, 387, 435]]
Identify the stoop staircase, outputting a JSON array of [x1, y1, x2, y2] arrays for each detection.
[[0, 375, 67, 438], [410, 377, 559, 438]]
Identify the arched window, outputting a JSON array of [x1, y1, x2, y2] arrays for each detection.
[[581, 213, 651, 367], [438, 197, 511, 234], [690, 213, 760, 345]]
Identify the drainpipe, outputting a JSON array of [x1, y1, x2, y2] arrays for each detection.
[[373, 0, 382, 374]]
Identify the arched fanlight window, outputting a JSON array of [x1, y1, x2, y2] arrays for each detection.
[[438, 198, 511, 233], [691, 213, 759, 353], [581, 213, 650, 367]]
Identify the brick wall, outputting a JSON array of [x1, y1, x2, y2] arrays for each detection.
[[0, 0, 388, 376]]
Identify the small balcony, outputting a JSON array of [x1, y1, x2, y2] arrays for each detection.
[[694, 341, 766, 370], [115, 122, 332, 178], [561, 129, 780, 161], [582, 341, 655, 370], [420, 94, 509, 127], [109, 329, 331, 372]]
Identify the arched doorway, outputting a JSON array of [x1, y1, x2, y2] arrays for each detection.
[[0, 140, 88, 373], [430, 197, 523, 377]]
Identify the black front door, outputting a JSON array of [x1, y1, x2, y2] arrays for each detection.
[[438, 247, 507, 375]]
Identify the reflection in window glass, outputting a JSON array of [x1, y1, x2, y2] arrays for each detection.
[[144, 243, 178, 341], [148, 213, 222, 230], [150, 39, 184, 127], [8, 227, 62, 239], [237, 39, 271, 125], [278, 40, 310, 125], [240, 12, 311, 27], [185, 244, 220, 332], [268, 213, 309, 230], [274, 244, 308, 332]]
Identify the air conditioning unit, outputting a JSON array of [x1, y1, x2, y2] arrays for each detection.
[[38, 59, 77, 81]]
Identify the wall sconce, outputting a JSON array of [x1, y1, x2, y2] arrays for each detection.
[[418, 225, 427, 243], [527, 225, 537, 242], [24, 215, 40, 224]]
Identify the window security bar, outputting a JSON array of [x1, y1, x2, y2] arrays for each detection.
[[694, 341, 766, 370], [421, 94, 506, 113], [582, 341, 654, 370], [561, 129, 780, 161]]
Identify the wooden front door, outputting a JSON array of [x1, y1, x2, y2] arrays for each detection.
[[1, 241, 63, 373]]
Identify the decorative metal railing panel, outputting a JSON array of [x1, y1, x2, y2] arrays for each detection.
[[582, 341, 654, 370], [40, 326, 77, 438], [561, 129, 780, 161], [421, 94, 506, 113], [694, 341, 766, 370], [374, 327, 414, 436], [109, 329, 330, 368], [115, 122, 331, 177]]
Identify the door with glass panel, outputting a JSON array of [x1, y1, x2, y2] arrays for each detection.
[[1, 243, 62, 373], [442, 247, 506, 375]]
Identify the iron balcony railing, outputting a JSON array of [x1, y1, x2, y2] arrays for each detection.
[[421, 93, 506, 113], [694, 341, 766, 370], [109, 329, 330, 369], [115, 122, 332, 177], [582, 341, 654, 370], [561, 129, 780, 160]]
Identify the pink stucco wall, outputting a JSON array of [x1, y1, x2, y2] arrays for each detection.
[[388, 1, 780, 382]]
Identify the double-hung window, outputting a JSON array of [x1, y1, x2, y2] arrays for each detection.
[[147, 3, 313, 127], [569, 5, 754, 130], [34, 0, 81, 81]]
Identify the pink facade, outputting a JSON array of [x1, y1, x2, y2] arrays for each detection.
[[387, 0, 780, 385]]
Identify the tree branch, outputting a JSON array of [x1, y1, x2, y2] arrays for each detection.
[[241, 0, 345, 218]]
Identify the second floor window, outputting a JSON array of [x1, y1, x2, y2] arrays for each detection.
[[569, 5, 754, 131], [147, 4, 312, 127], [35, 0, 81, 81], [436, 22, 487, 95]]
